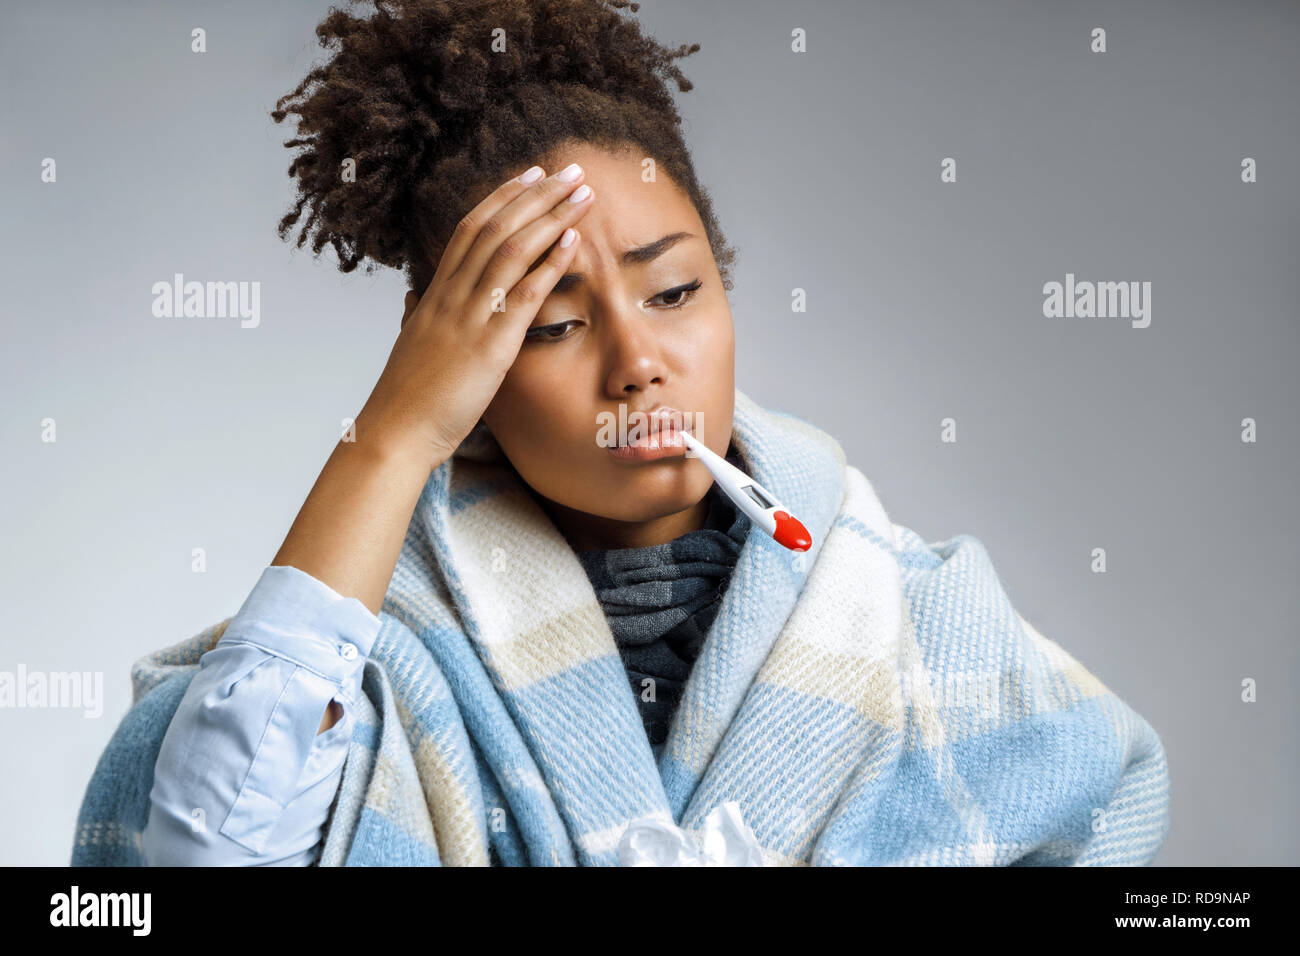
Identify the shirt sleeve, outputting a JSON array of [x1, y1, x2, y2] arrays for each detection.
[[141, 564, 383, 866]]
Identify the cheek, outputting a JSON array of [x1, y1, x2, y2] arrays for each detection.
[[686, 310, 734, 375], [484, 364, 579, 449], [714, 318, 736, 360]]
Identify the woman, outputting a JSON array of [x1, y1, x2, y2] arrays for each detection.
[[72, 0, 1170, 866]]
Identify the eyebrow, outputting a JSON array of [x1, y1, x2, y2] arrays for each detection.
[[549, 231, 696, 294]]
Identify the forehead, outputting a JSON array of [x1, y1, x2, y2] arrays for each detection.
[[559, 150, 702, 264], [548, 145, 699, 239]]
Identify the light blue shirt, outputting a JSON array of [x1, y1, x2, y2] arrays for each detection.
[[141, 565, 382, 866]]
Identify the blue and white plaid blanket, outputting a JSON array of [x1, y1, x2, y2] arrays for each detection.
[[73, 387, 1170, 865]]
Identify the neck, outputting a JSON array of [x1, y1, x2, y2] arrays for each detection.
[[531, 488, 712, 551]]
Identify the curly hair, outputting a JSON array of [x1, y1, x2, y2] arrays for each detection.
[[270, 0, 737, 298]]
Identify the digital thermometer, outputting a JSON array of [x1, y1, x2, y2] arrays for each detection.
[[680, 431, 811, 552]]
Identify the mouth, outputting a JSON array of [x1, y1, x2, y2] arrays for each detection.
[[606, 405, 692, 462]]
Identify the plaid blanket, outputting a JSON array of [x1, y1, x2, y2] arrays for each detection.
[[72, 387, 1170, 865]]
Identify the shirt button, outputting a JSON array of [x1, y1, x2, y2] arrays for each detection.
[[339, 642, 358, 661]]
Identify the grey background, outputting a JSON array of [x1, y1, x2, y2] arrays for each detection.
[[2, 0, 1295, 866]]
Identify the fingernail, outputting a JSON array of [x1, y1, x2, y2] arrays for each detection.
[[567, 184, 592, 203], [560, 228, 577, 248], [517, 165, 544, 185], [557, 163, 582, 182]]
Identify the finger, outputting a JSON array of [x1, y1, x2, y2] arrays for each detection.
[[494, 227, 582, 336], [471, 183, 593, 318], [430, 164, 549, 289], [451, 164, 588, 295]]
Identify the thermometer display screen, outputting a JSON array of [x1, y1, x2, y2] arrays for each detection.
[[742, 484, 775, 510]]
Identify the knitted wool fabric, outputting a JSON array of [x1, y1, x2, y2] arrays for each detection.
[[71, 387, 1172, 866], [574, 448, 752, 757]]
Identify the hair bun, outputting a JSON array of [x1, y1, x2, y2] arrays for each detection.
[[271, 0, 735, 297]]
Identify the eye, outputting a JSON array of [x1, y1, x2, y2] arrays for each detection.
[[649, 278, 703, 309], [522, 278, 704, 345], [523, 320, 579, 344]]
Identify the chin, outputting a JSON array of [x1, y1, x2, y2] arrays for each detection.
[[605, 468, 712, 517]]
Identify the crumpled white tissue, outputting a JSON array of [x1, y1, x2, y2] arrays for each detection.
[[617, 801, 765, 866]]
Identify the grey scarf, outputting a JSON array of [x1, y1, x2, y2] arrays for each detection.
[[573, 445, 752, 755]]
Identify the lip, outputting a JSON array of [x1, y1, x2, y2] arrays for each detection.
[[606, 405, 691, 462]]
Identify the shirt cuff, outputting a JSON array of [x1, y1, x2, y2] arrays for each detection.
[[214, 565, 383, 685]]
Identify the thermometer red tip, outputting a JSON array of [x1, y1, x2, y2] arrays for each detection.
[[772, 510, 811, 552]]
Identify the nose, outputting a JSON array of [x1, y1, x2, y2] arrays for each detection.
[[601, 304, 669, 399]]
